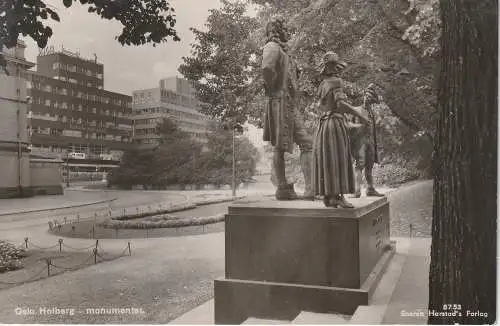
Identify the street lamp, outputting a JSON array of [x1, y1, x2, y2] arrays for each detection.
[[232, 127, 236, 197], [231, 123, 244, 198], [66, 146, 70, 187]]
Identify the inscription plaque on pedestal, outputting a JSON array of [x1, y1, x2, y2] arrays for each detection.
[[214, 197, 395, 324]]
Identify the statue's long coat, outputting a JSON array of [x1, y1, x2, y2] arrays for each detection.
[[261, 40, 298, 154]]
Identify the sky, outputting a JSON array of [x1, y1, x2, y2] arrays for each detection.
[[23, 0, 256, 95], [22, 0, 265, 148]]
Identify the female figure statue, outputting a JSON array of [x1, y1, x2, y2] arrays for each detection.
[[312, 52, 370, 208]]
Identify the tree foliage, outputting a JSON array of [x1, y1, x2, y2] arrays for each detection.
[[180, 0, 440, 180], [108, 118, 201, 189], [108, 118, 259, 189], [0, 0, 180, 73], [199, 122, 259, 187], [248, 0, 439, 134], [179, 0, 261, 124]]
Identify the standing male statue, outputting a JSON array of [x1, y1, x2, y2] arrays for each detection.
[[349, 84, 385, 197], [261, 17, 314, 200]]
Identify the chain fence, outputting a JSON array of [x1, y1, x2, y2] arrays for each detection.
[[46, 201, 189, 230], [0, 238, 132, 287]]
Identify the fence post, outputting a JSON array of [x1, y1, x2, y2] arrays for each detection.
[[58, 239, 63, 252], [409, 223, 413, 238], [128, 241, 131, 256], [64, 217, 67, 224], [46, 258, 51, 276], [92, 225, 95, 239], [115, 225, 119, 237], [93, 248, 97, 264], [95, 239, 99, 250], [24, 237, 28, 249]]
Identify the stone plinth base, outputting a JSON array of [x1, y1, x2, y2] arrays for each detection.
[[214, 197, 394, 324]]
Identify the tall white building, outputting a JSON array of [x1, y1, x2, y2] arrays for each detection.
[[132, 76, 210, 147], [0, 41, 35, 198]]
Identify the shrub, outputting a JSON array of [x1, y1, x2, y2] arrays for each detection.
[[0, 240, 27, 273], [373, 161, 428, 187]]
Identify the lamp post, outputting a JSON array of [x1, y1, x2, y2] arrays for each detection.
[[232, 126, 236, 197], [66, 147, 70, 187]]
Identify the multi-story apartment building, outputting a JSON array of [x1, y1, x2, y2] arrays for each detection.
[[0, 41, 35, 197], [132, 76, 210, 147], [27, 47, 134, 164]]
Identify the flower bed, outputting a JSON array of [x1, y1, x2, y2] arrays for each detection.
[[110, 196, 243, 222], [143, 214, 178, 222], [0, 240, 27, 273], [99, 214, 225, 229], [96, 195, 242, 230], [111, 202, 196, 221], [194, 196, 245, 206]]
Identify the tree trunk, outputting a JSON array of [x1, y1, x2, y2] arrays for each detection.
[[429, 1, 497, 324]]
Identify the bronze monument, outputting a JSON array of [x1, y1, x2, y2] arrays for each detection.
[[312, 52, 371, 208], [349, 84, 385, 197], [261, 17, 314, 200]]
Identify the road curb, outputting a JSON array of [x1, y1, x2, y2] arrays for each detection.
[[0, 198, 118, 217]]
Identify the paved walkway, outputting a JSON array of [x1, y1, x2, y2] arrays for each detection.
[[0, 191, 110, 216], [382, 237, 430, 324]]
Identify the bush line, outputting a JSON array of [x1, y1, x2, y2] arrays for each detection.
[[110, 196, 244, 221], [99, 214, 225, 229]]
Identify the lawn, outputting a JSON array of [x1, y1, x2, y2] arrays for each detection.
[[0, 246, 129, 291]]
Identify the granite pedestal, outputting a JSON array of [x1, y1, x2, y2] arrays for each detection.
[[214, 196, 395, 324]]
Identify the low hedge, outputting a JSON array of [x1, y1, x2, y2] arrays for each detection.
[[99, 214, 225, 229], [194, 196, 245, 206], [111, 202, 195, 221], [143, 214, 178, 222], [110, 196, 244, 222]]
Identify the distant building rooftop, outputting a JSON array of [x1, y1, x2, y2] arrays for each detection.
[[37, 45, 102, 65]]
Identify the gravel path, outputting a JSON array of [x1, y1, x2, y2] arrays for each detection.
[[387, 180, 432, 237]]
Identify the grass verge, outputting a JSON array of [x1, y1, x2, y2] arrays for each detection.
[[0, 248, 128, 290]]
